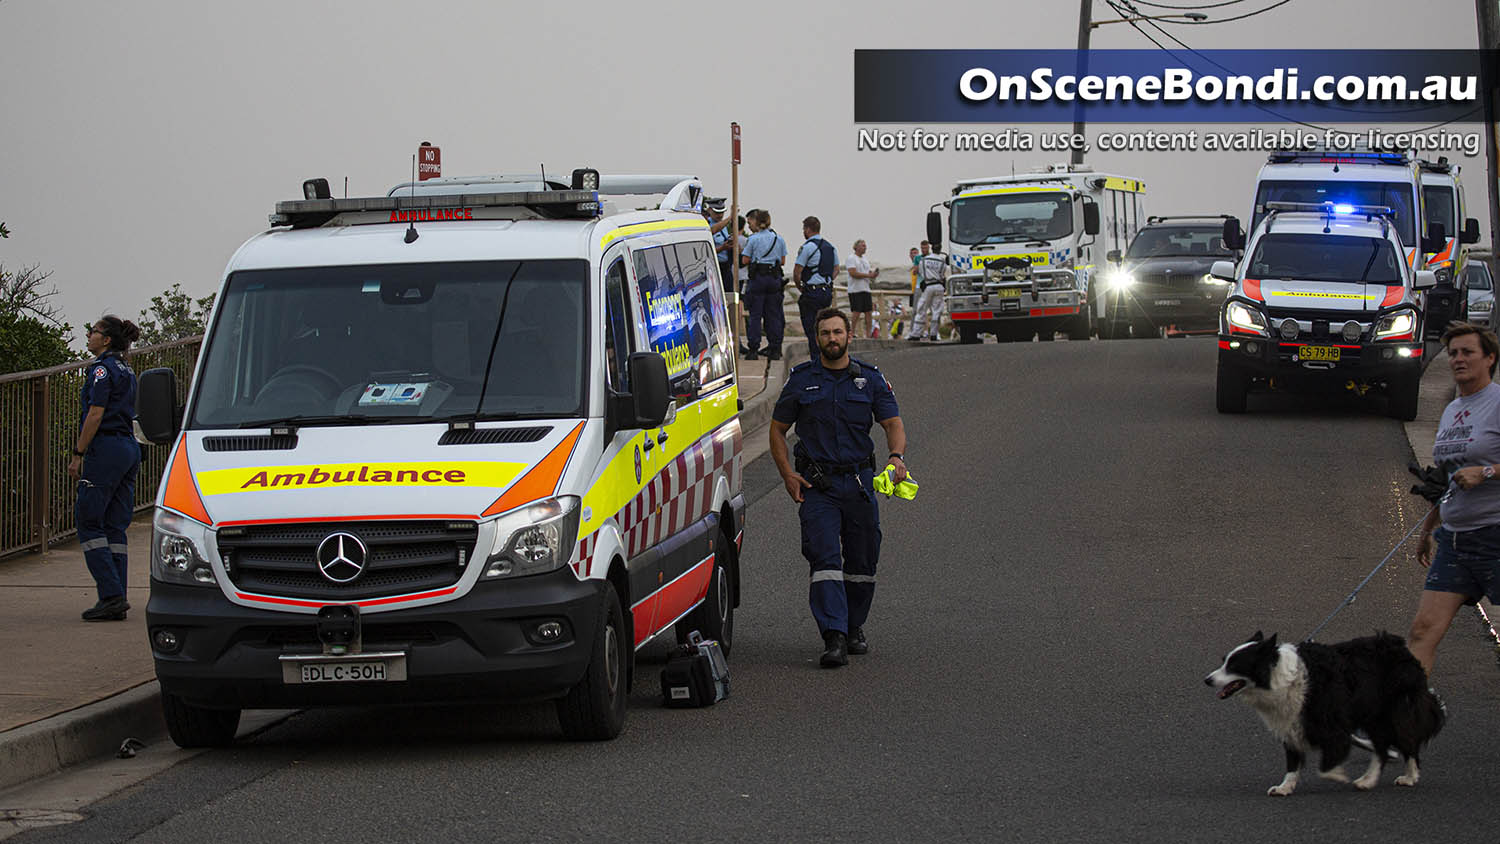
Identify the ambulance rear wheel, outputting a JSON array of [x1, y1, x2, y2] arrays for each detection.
[[957, 324, 981, 344], [677, 538, 736, 658], [557, 586, 627, 741], [161, 692, 239, 749]]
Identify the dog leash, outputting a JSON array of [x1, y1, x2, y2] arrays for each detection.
[[1303, 504, 1436, 643]]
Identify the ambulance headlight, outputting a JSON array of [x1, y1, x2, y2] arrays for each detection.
[[1374, 309, 1417, 340], [152, 510, 217, 587], [485, 496, 582, 579], [1225, 301, 1268, 336]]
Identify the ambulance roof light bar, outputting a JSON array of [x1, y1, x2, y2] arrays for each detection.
[[270, 187, 602, 229], [1266, 148, 1410, 166], [1264, 201, 1393, 236]]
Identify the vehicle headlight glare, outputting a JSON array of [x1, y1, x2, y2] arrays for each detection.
[[1200, 273, 1230, 286], [1106, 271, 1136, 292], [1226, 301, 1267, 335], [1374, 310, 1415, 340]]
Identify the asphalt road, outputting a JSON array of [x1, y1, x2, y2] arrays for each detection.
[[16, 338, 1500, 843]]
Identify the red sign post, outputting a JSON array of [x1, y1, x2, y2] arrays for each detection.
[[417, 142, 441, 181]]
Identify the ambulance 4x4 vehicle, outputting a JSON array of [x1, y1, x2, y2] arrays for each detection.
[[1214, 202, 1436, 419], [137, 172, 746, 746], [932, 164, 1143, 343]]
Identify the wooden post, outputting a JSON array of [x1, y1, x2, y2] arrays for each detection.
[[1478, 0, 1500, 264]]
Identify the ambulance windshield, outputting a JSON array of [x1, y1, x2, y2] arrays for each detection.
[[1254, 180, 1416, 246], [950, 192, 1072, 245], [1247, 234, 1403, 285], [189, 260, 588, 428]]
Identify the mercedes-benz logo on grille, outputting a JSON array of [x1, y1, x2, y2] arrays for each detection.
[[316, 532, 368, 584]]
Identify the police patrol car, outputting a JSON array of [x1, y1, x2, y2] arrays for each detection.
[[1214, 201, 1436, 418], [136, 170, 745, 745]]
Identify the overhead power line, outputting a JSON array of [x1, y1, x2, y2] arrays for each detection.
[[1130, 0, 1251, 10], [1152, 0, 1295, 24]]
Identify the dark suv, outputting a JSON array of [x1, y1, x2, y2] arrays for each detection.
[[1098, 216, 1237, 339]]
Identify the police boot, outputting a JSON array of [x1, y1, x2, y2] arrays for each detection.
[[820, 630, 848, 668], [82, 596, 128, 622], [847, 627, 868, 656]]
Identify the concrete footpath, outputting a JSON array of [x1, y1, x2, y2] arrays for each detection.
[[0, 335, 1488, 806], [0, 334, 905, 802]]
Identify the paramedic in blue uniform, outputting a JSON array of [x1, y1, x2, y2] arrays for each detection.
[[793, 216, 840, 358], [68, 316, 142, 622], [740, 209, 787, 360], [769, 307, 906, 668]]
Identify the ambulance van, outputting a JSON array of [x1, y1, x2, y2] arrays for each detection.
[[136, 171, 746, 745]]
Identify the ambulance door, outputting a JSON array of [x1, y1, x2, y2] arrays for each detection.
[[603, 248, 662, 641], [626, 240, 706, 633]]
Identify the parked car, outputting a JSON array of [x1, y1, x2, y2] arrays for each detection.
[[1098, 215, 1236, 339], [1465, 253, 1493, 329]]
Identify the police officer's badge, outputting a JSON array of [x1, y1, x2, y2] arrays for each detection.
[[854, 377, 867, 390]]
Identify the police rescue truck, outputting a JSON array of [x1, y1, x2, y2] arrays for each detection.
[[1418, 156, 1482, 335], [930, 164, 1144, 343], [1214, 202, 1436, 418], [137, 170, 745, 745]]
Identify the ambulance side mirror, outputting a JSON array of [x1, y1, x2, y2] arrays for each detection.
[[1462, 217, 1480, 245], [1210, 260, 1236, 282], [137, 367, 181, 445], [926, 211, 942, 249], [1414, 269, 1438, 290], [1082, 200, 1100, 236], [1222, 217, 1245, 252], [625, 352, 670, 429]]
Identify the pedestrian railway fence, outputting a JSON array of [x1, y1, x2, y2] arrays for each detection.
[[0, 336, 201, 559]]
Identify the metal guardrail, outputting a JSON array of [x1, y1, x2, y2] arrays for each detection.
[[0, 336, 201, 559]]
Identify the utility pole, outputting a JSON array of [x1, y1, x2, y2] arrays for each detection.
[[1071, 0, 1092, 166], [1478, 0, 1500, 261]]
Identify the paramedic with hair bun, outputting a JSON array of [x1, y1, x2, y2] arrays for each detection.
[[69, 315, 142, 622]]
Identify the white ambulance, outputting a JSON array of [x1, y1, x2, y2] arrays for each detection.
[[137, 171, 745, 745], [1417, 157, 1482, 335], [931, 164, 1143, 343]]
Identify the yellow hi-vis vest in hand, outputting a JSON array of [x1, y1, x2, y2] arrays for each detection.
[[873, 464, 919, 500]]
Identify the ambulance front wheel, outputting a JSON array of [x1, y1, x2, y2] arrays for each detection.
[[1215, 361, 1249, 414], [677, 537, 735, 658], [556, 585, 627, 741], [161, 691, 239, 749]]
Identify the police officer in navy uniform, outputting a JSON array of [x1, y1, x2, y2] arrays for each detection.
[[740, 209, 788, 360], [68, 315, 143, 621], [793, 216, 840, 357], [769, 307, 907, 667]]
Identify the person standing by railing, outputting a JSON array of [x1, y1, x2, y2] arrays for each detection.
[[68, 315, 142, 622]]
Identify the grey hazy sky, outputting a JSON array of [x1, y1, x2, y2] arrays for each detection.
[[0, 0, 1488, 339]]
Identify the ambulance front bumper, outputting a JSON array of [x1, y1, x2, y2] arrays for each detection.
[[147, 569, 604, 709]]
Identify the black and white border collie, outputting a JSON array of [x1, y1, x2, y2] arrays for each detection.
[[1204, 631, 1445, 796]]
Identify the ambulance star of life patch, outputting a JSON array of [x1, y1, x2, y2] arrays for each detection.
[[93, 366, 107, 381]]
